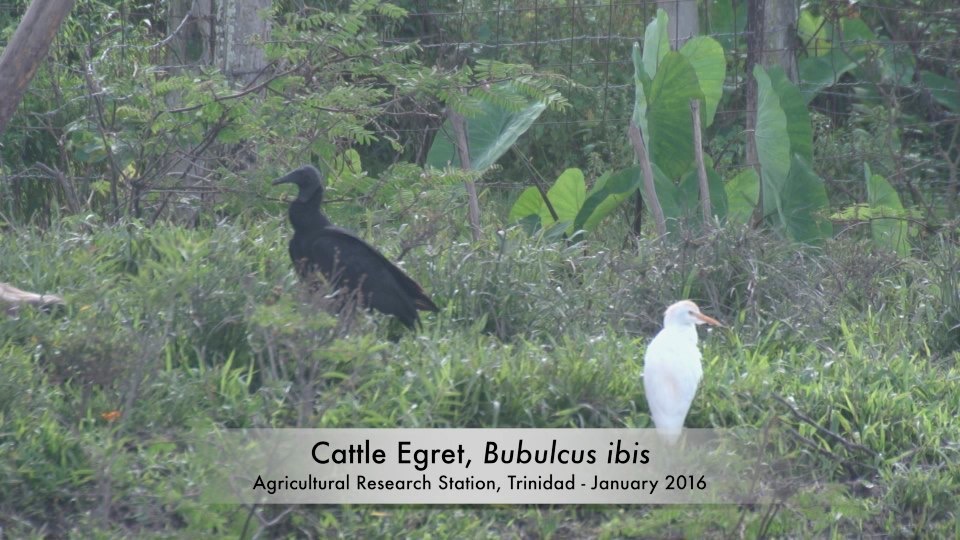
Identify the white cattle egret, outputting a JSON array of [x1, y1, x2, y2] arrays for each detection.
[[643, 300, 722, 444]]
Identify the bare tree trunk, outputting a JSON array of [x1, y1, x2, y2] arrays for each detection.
[[216, 0, 272, 87], [691, 100, 712, 228], [449, 109, 482, 241], [745, 0, 764, 224], [629, 121, 667, 237], [745, 0, 794, 225], [213, 0, 272, 177], [656, 0, 698, 49], [0, 0, 76, 136], [35, 163, 81, 214], [167, 0, 214, 66], [158, 0, 215, 222], [158, 0, 272, 222], [763, 0, 798, 82]]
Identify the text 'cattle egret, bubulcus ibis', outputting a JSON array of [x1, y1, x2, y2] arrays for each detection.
[[643, 300, 722, 444]]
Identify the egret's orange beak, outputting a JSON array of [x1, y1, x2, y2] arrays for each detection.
[[693, 312, 723, 327]]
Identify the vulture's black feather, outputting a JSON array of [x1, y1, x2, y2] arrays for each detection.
[[273, 165, 438, 329]]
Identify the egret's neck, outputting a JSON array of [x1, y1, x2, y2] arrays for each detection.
[[661, 323, 700, 344]]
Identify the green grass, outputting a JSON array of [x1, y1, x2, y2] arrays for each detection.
[[1, 213, 958, 538]]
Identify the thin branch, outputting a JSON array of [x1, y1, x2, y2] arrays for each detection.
[[82, 51, 125, 221], [150, 0, 197, 49], [449, 107, 482, 241], [628, 120, 667, 237], [771, 393, 881, 460], [691, 99, 712, 227], [34, 162, 80, 214], [160, 59, 291, 115], [512, 147, 560, 223]]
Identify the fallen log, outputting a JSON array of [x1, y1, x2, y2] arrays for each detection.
[[1, 282, 65, 316]]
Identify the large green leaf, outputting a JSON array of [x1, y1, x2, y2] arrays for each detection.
[[705, 0, 746, 53], [755, 65, 831, 243], [797, 16, 874, 102], [921, 70, 960, 113], [632, 8, 665, 138], [574, 166, 641, 232], [781, 154, 832, 244], [798, 11, 830, 57], [631, 41, 646, 85], [654, 161, 728, 229], [839, 17, 878, 74], [664, 177, 692, 230], [841, 17, 876, 48], [753, 65, 791, 221], [769, 66, 813, 163], [637, 163, 682, 230], [725, 168, 760, 225], [840, 19, 914, 87], [540, 168, 586, 233], [634, 163, 724, 233], [642, 9, 670, 80], [631, 42, 650, 134], [865, 164, 910, 257], [509, 169, 593, 235], [876, 38, 915, 86], [648, 52, 704, 179], [798, 50, 860, 103], [509, 186, 544, 223], [679, 36, 726, 126], [426, 83, 547, 171], [679, 159, 728, 222]]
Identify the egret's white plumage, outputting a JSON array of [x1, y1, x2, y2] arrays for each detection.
[[643, 300, 721, 444]]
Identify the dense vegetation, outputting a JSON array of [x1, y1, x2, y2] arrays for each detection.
[[3, 216, 959, 536], [1, 0, 959, 537]]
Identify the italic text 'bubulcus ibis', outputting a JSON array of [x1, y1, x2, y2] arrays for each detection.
[[643, 300, 722, 444]]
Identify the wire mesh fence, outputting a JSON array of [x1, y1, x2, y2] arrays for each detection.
[[1, 0, 958, 220], [362, 0, 959, 201]]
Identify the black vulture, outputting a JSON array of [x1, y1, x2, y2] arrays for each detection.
[[272, 165, 439, 329]]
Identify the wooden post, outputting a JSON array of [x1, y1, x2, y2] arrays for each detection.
[[745, 0, 765, 226], [690, 100, 712, 227], [0, 0, 77, 136], [628, 121, 667, 237], [449, 109, 483, 241]]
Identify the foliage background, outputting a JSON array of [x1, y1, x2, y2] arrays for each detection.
[[1, 0, 957, 227], [1, 0, 959, 537]]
